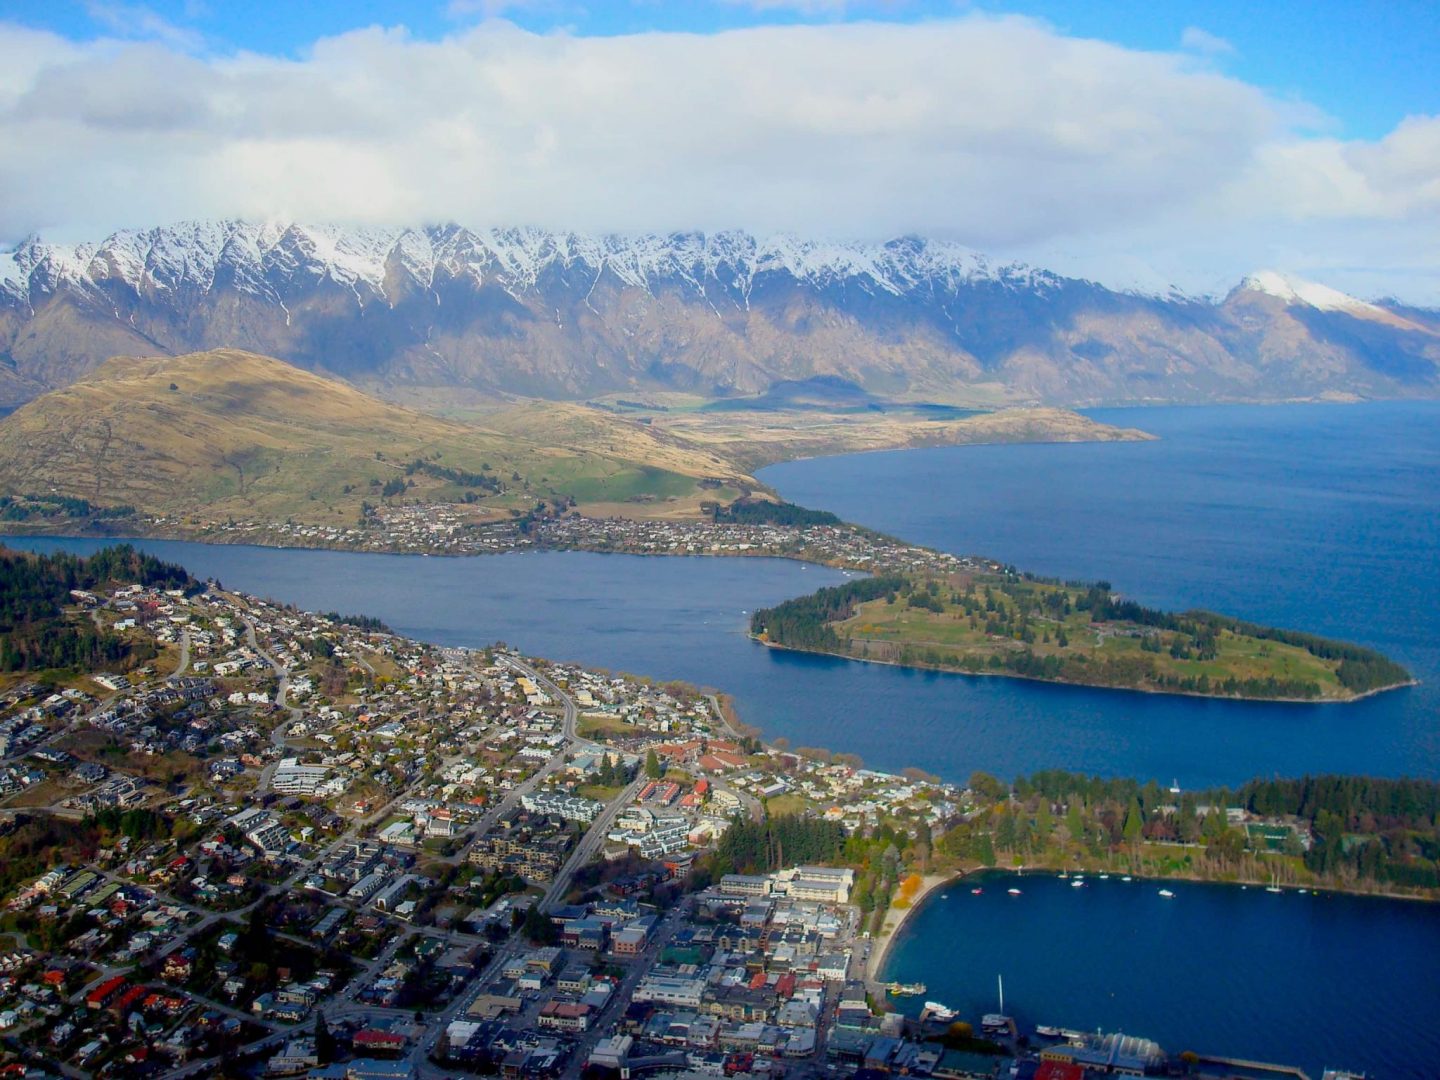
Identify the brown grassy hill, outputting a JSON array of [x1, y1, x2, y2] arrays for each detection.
[[0, 349, 754, 526]]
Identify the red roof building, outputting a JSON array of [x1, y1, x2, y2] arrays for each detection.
[[353, 1029, 407, 1056], [111, 984, 148, 1015], [85, 975, 127, 1009]]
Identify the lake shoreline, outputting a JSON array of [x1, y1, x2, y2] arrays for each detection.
[[871, 864, 1440, 989], [867, 873, 961, 986], [748, 634, 1416, 705]]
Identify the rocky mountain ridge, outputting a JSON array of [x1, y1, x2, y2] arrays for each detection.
[[2, 221, 1437, 408]]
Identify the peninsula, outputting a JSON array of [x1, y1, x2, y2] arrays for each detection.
[[0, 349, 1149, 540], [751, 572, 1413, 702]]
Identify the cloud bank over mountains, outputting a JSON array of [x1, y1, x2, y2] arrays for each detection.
[[1, 14, 1436, 303]]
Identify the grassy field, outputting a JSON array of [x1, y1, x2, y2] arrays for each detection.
[[0, 350, 755, 528], [763, 792, 811, 817], [825, 575, 1367, 700], [577, 714, 636, 739], [576, 782, 627, 803]]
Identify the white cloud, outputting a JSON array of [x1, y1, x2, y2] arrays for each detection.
[[0, 14, 1436, 302], [1179, 26, 1235, 57], [82, 1, 204, 52]]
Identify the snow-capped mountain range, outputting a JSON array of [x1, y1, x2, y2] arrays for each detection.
[[0, 221, 1436, 408], [0, 221, 1057, 305]]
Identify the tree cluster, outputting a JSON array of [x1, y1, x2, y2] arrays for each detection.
[[713, 499, 840, 528], [713, 814, 846, 875], [0, 494, 136, 521], [403, 458, 503, 493], [322, 610, 390, 633], [0, 545, 194, 672], [940, 770, 1440, 892], [750, 575, 906, 651]]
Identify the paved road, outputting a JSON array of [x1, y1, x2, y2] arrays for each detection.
[[167, 628, 191, 681], [499, 654, 580, 743], [558, 900, 692, 1080], [492, 654, 641, 914], [540, 774, 645, 913], [448, 654, 600, 867], [240, 612, 306, 793]]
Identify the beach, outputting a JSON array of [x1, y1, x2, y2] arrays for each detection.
[[867, 872, 960, 985]]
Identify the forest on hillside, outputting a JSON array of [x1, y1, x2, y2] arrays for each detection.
[[0, 545, 196, 672]]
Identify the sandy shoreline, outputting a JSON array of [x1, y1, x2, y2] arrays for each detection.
[[866, 872, 962, 985]]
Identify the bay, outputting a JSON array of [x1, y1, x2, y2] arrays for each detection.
[[882, 873, 1440, 1079]]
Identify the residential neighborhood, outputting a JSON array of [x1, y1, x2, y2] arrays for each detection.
[[0, 569, 998, 1080]]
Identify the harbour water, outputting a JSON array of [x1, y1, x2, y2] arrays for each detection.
[[881, 872, 1440, 1079]]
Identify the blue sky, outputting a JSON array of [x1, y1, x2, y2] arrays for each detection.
[[7, 0, 1436, 140], [1, 1, 1438, 301]]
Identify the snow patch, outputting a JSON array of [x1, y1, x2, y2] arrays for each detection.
[[0, 220, 1048, 308], [1241, 270, 1384, 315]]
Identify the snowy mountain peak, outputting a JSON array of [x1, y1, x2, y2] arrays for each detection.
[[1239, 270, 1383, 315]]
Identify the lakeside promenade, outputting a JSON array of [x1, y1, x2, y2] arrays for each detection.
[[866, 873, 956, 985]]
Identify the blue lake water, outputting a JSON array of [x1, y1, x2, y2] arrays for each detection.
[[883, 873, 1440, 1079], [6, 403, 1439, 788], [760, 400, 1440, 785]]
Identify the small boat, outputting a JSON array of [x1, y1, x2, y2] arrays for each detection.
[[981, 975, 1015, 1037], [1035, 1025, 1064, 1038], [887, 982, 927, 996], [1158, 888, 1175, 898], [921, 1001, 958, 1023], [1266, 885, 1283, 893], [1007, 887, 1022, 896], [1121, 875, 1132, 882], [1099, 873, 1110, 880], [1058, 871, 1068, 879], [1298, 888, 1309, 894], [971, 887, 983, 895], [1070, 879, 1084, 888], [940, 894, 949, 899]]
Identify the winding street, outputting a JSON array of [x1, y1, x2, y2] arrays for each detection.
[[239, 611, 306, 794], [448, 654, 599, 867], [167, 628, 191, 681]]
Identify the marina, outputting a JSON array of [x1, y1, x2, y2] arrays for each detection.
[[881, 871, 1440, 1078]]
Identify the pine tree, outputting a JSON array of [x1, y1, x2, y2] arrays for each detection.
[[1066, 801, 1086, 844], [1123, 798, 1144, 842]]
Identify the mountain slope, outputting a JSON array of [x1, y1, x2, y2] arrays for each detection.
[[0, 349, 752, 525], [2, 222, 1438, 408]]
